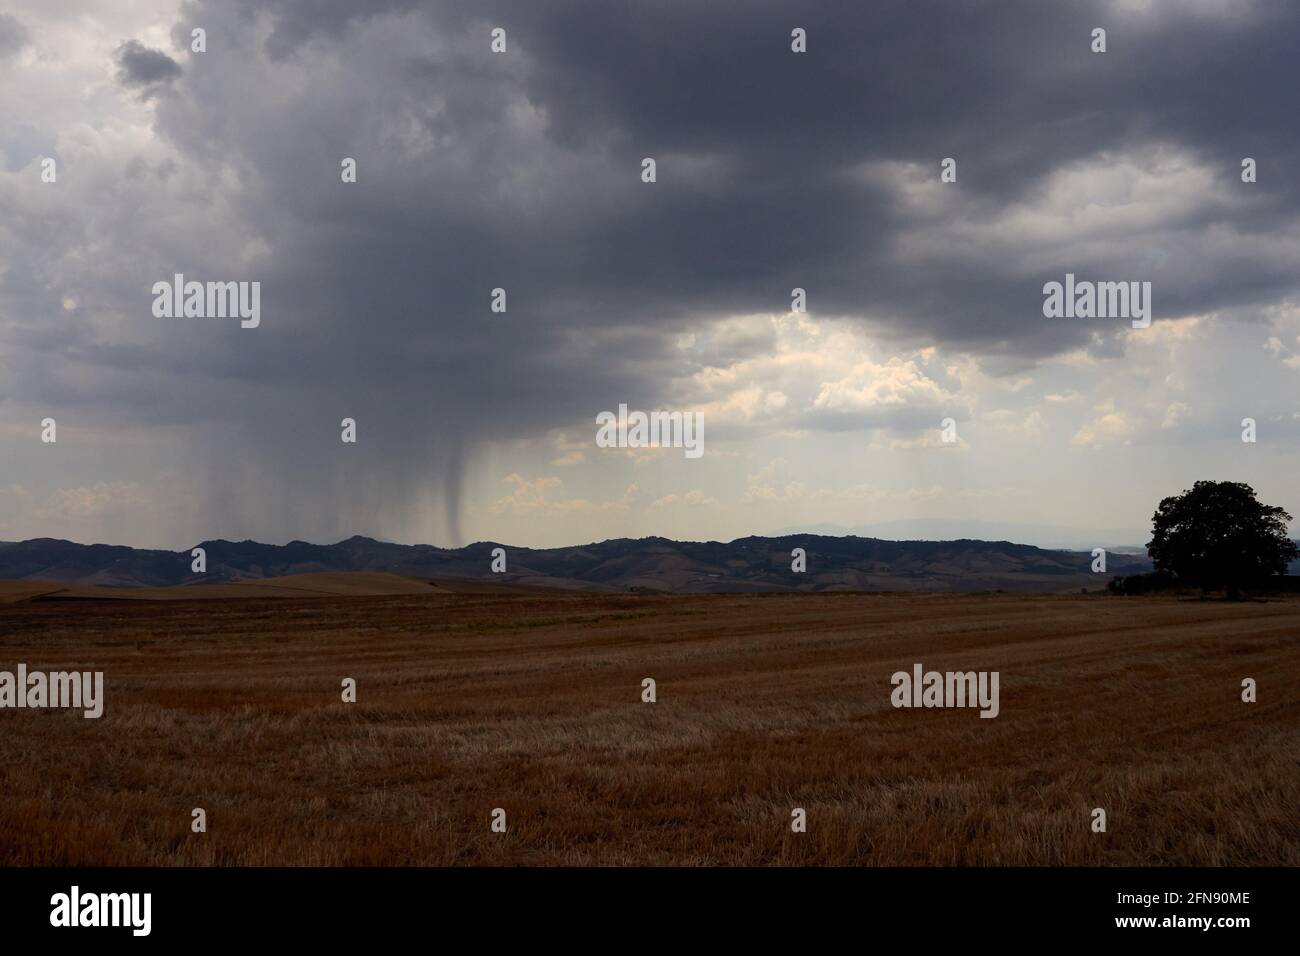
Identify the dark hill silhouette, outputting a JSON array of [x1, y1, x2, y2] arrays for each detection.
[[0, 534, 1153, 593]]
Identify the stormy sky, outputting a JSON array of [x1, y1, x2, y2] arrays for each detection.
[[2, 0, 1300, 550]]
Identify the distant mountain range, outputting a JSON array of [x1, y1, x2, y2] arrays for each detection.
[[0, 534, 1154, 593], [769, 519, 1151, 552]]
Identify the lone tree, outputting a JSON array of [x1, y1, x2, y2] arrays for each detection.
[[1148, 480, 1297, 596]]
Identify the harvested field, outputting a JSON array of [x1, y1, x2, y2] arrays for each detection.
[[1, 587, 1296, 865]]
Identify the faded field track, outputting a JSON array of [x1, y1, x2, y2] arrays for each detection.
[[1, 590, 1297, 865]]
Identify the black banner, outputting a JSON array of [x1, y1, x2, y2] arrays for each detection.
[[0, 867, 1286, 942]]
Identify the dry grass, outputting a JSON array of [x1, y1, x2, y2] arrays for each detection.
[[1, 589, 1296, 865]]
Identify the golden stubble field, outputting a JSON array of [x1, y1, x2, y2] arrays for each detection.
[[1, 588, 1297, 865]]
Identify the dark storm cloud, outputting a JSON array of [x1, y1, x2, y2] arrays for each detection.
[[114, 39, 182, 89], [8, 0, 1300, 542], [183, 0, 1300, 358]]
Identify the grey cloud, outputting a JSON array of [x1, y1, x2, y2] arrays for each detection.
[[0, 13, 26, 59], [114, 39, 182, 89]]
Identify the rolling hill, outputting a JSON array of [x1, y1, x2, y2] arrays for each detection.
[[0, 534, 1151, 594]]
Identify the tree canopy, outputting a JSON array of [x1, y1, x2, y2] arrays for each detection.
[[1147, 481, 1297, 594]]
